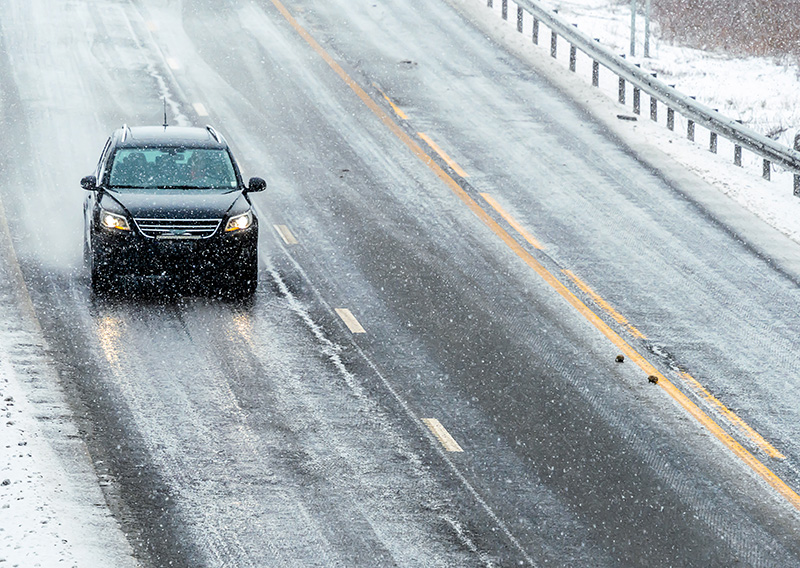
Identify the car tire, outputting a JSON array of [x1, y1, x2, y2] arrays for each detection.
[[89, 251, 113, 294], [224, 259, 258, 300], [83, 236, 91, 268]]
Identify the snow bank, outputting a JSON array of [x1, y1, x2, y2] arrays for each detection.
[[0, 345, 140, 567]]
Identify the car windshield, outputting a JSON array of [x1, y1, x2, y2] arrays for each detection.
[[108, 148, 238, 190]]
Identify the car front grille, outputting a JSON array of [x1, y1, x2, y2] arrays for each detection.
[[133, 218, 222, 239]]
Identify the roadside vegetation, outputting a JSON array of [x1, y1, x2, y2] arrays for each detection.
[[648, 0, 800, 57]]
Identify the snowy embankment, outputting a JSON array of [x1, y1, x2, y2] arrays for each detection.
[[546, 0, 800, 147], [502, 0, 800, 244], [1, 359, 138, 567]]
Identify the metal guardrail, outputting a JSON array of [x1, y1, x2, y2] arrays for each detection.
[[488, 0, 800, 193]]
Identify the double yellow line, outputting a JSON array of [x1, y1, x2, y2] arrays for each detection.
[[267, 0, 800, 510]]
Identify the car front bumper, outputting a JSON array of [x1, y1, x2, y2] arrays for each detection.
[[91, 223, 258, 277]]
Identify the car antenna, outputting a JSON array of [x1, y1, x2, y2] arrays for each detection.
[[162, 97, 168, 129]]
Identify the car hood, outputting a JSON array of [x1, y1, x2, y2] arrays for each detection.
[[104, 190, 244, 219]]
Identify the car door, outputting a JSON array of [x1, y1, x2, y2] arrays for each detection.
[[84, 137, 113, 250]]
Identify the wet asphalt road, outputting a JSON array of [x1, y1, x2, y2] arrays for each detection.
[[2, 0, 800, 565]]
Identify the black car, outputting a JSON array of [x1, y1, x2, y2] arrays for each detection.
[[82, 125, 266, 297]]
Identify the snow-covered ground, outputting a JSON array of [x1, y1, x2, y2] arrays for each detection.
[[1, 357, 140, 567], [540, 0, 800, 148], [4, 1, 800, 566]]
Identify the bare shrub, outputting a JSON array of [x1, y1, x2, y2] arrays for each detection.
[[647, 0, 800, 57]]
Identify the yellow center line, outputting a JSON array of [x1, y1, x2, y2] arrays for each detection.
[[679, 371, 785, 459], [563, 270, 646, 339], [417, 132, 470, 178], [373, 83, 409, 120], [562, 270, 783, 459], [268, 0, 800, 510], [480, 192, 543, 249]]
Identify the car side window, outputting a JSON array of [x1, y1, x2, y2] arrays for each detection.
[[96, 138, 112, 183]]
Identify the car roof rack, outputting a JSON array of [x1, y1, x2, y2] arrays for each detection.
[[120, 124, 131, 142], [205, 125, 224, 144]]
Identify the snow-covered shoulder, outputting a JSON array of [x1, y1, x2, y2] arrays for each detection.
[[0, 303, 139, 565]]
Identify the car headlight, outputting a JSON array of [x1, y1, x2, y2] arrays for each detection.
[[225, 210, 253, 232], [100, 209, 130, 231]]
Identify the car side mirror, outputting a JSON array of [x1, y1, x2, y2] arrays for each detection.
[[81, 175, 98, 191], [247, 177, 266, 193]]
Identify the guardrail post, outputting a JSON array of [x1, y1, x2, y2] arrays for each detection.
[[687, 120, 695, 141], [709, 132, 718, 153], [532, 18, 539, 44], [732, 120, 743, 166], [551, 30, 558, 58], [501, 0, 507, 19], [592, 60, 599, 86], [632, 64, 641, 114], [794, 133, 800, 196], [619, 77, 626, 104], [648, 73, 657, 120], [569, 45, 577, 71], [517, 6, 524, 32], [666, 85, 676, 129], [763, 159, 771, 180]]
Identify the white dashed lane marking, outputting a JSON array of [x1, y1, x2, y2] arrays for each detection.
[[192, 102, 209, 117], [422, 418, 464, 452], [274, 224, 299, 245], [335, 308, 366, 334]]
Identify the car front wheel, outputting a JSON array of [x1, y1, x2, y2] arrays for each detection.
[[220, 257, 258, 300], [88, 246, 113, 294]]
